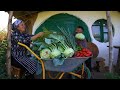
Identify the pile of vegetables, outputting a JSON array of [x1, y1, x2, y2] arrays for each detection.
[[31, 26, 92, 66], [31, 27, 76, 66], [74, 48, 92, 57], [37, 33, 75, 60]]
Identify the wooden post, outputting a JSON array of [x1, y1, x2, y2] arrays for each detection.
[[106, 11, 113, 73], [6, 11, 13, 78]]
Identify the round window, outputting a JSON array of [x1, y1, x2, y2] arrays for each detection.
[[91, 19, 114, 42]]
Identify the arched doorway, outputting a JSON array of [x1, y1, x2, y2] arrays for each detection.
[[35, 13, 91, 41]]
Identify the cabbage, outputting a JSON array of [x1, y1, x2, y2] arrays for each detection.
[[58, 42, 74, 58], [58, 45, 64, 53], [48, 33, 75, 58], [50, 48, 61, 59], [63, 48, 74, 58], [49, 43, 61, 59], [40, 48, 51, 59], [75, 33, 85, 40]]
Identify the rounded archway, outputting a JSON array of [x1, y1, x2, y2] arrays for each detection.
[[35, 13, 91, 41]]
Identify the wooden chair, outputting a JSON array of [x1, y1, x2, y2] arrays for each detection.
[[11, 56, 26, 79], [11, 66, 21, 79]]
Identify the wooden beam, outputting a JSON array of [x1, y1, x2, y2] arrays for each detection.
[[6, 11, 13, 78], [106, 11, 113, 73]]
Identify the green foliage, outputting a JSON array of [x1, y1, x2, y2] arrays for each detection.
[[104, 72, 120, 79], [0, 30, 9, 79]]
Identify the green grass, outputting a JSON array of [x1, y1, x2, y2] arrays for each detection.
[[104, 72, 120, 79]]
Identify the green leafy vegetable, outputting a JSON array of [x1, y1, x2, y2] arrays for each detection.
[[49, 43, 61, 59], [57, 26, 77, 51], [63, 48, 74, 58], [40, 48, 51, 59], [75, 33, 85, 40]]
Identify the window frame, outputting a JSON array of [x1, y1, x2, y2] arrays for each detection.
[[92, 19, 114, 43]]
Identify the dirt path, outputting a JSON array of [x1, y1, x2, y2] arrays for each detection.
[[91, 70, 106, 79]]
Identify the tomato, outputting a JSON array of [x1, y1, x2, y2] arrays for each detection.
[[82, 48, 86, 52], [74, 49, 92, 57], [81, 54, 84, 57], [87, 52, 92, 55]]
